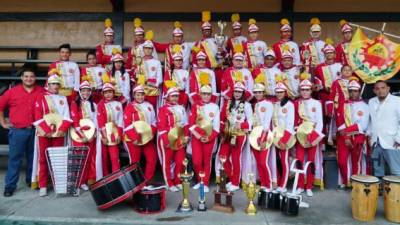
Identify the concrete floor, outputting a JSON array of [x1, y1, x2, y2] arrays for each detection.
[[0, 158, 398, 225]]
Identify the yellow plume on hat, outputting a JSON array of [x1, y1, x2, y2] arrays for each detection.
[[339, 19, 348, 27], [310, 17, 320, 25], [202, 11, 211, 22], [192, 45, 201, 53], [137, 74, 146, 85], [349, 76, 360, 81], [145, 30, 154, 41], [199, 72, 210, 86], [280, 18, 290, 25], [300, 72, 311, 81], [104, 18, 112, 28], [172, 44, 182, 54], [134, 18, 142, 28], [255, 74, 265, 84], [233, 71, 243, 82], [112, 48, 121, 55], [281, 44, 290, 52], [165, 80, 177, 88], [249, 18, 256, 25], [48, 68, 61, 76], [174, 21, 182, 28], [275, 73, 286, 83], [231, 13, 240, 22], [233, 43, 243, 54], [81, 75, 93, 82], [325, 38, 334, 45]]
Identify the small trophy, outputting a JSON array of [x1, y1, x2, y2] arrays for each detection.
[[197, 171, 207, 211], [243, 173, 257, 215], [177, 158, 194, 212], [214, 20, 227, 64], [212, 156, 234, 213]]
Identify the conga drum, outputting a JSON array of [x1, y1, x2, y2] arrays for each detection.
[[350, 175, 379, 222], [383, 176, 400, 223]]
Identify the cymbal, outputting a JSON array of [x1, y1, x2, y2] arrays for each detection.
[[132, 121, 153, 145], [249, 126, 273, 151]]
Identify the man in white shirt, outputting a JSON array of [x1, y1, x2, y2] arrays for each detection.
[[368, 80, 400, 177]]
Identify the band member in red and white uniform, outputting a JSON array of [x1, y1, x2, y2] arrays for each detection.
[[243, 18, 268, 70], [81, 50, 107, 103], [163, 50, 189, 107], [273, 18, 301, 66], [107, 50, 130, 104], [326, 65, 355, 118], [336, 80, 369, 187], [218, 82, 253, 192], [131, 39, 163, 110], [335, 19, 353, 65], [221, 50, 254, 102], [314, 40, 343, 110], [226, 13, 247, 61], [278, 48, 300, 99], [300, 18, 326, 74], [251, 83, 274, 191], [48, 43, 80, 104], [124, 85, 157, 181], [70, 80, 98, 189], [156, 22, 194, 71], [96, 18, 122, 68], [252, 48, 281, 99], [157, 87, 189, 192], [294, 75, 324, 197], [189, 85, 220, 192], [189, 51, 218, 104], [33, 74, 72, 197], [126, 18, 159, 68], [272, 82, 295, 193], [97, 83, 123, 176]]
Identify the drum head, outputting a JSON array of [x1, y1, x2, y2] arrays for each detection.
[[383, 175, 400, 184], [351, 175, 379, 184]]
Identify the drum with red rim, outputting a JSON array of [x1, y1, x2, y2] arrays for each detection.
[[90, 163, 146, 210]]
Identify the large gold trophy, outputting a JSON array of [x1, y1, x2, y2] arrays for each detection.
[[242, 173, 258, 215], [176, 158, 194, 212], [213, 156, 234, 213]]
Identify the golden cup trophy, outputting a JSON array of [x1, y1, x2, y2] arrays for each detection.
[[213, 156, 235, 213], [197, 171, 207, 211], [242, 173, 258, 215], [176, 158, 194, 212]]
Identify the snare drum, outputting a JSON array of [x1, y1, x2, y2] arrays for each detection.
[[90, 163, 146, 210], [132, 184, 167, 214], [257, 189, 268, 209], [350, 175, 379, 222], [281, 193, 301, 216], [383, 175, 400, 223], [267, 190, 282, 210]]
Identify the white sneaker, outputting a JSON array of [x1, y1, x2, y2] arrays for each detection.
[[296, 188, 304, 195], [176, 184, 183, 190], [39, 188, 47, 197], [260, 186, 271, 192], [306, 189, 313, 197], [280, 187, 287, 193], [227, 185, 240, 192], [169, 186, 179, 192], [80, 184, 89, 191], [226, 182, 232, 188], [192, 183, 201, 190], [204, 186, 210, 193]]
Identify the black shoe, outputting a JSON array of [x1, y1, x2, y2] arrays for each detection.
[[3, 189, 14, 197]]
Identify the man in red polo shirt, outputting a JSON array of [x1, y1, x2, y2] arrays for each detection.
[[0, 68, 44, 197]]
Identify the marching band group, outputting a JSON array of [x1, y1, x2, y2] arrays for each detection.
[[2, 12, 387, 200]]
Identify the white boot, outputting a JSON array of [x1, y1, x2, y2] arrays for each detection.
[[39, 188, 47, 197], [296, 188, 304, 195], [192, 183, 201, 190], [176, 184, 183, 190], [169, 186, 179, 192], [306, 189, 313, 197], [80, 184, 89, 191], [204, 186, 209, 193], [227, 185, 240, 192]]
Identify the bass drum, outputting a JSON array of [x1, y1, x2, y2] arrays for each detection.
[[90, 163, 146, 210]]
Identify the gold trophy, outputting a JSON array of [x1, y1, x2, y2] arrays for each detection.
[[242, 173, 258, 215], [213, 156, 234, 213], [176, 158, 194, 212]]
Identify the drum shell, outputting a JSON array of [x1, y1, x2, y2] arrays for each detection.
[[132, 185, 166, 214], [267, 191, 282, 210], [257, 190, 268, 209], [281, 194, 300, 216], [383, 176, 400, 223], [90, 163, 146, 210], [350, 176, 379, 222]]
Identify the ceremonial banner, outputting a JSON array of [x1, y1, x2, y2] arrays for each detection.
[[349, 28, 400, 84]]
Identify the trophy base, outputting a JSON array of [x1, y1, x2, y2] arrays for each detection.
[[245, 204, 257, 216], [212, 191, 235, 213], [176, 203, 193, 213], [197, 202, 207, 212]]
